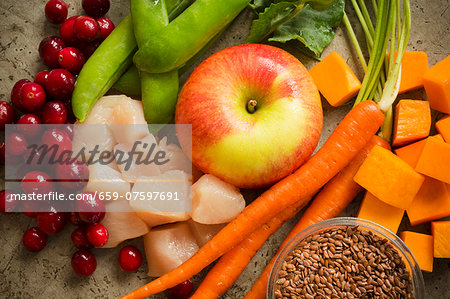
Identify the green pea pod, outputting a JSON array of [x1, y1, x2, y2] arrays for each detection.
[[141, 71, 179, 127], [72, 15, 136, 121], [113, 27, 226, 97], [133, 0, 250, 73], [112, 65, 140, 96], [72, 0, 192, 122], [131, 0, 180, 125]]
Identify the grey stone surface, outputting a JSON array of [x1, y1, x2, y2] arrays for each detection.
[[1, 0, 449, 298]]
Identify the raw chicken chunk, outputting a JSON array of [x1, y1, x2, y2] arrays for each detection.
[[144, 222, 199, 277], [191, 174, 245, 224], [101, 200, 149, 248], [129, 170, 192, 227], [158, 137, 192, 175], [187, 219, 225, 247], [114, 134, 161, 183], [84, 164, 131, 198]]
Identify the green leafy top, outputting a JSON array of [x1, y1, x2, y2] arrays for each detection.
[[246, 0, 344, 57]]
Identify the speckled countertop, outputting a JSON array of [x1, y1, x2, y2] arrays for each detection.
[[0, 0, 449, 298]]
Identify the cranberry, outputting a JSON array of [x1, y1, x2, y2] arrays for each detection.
[[68, 212, 83, 226], [11, 79, 31, 111], [86, 223, 108, 247], [41, 128, 72, 155], [17, 114, 42, 137], [23, 211, 38, 218], [59, 16, 79, 45], [58, 47, 85, 73], [165, 280, 194, 299], [63, 101, 76, 124], [77, 41, 99, 58], [62, 122, 74, 139], [97, 17, 114, 40], [0, 101, 15, 129], [72, 249, 97, 276], [39, 36, 66, 68], [41, 101, 67, 124], [20, 83, 46, 112], [34, 70, 50, 87], [1, 190, 17, 214], [23, 227, 47, 252], [6, 133, 27, 156], [55, 159, 89, 191], [74, 16, 101, 42], [45, 0, 68, 24], [118, 245, 142, 272], [22, 200, 39, 217], [21, 171, 54, 194], [71, 226, 92, 249], [45, 69, 75, 100], [36, 211, 66, 235], [77, 193, 105, 224], [82, 0, 110, 18]]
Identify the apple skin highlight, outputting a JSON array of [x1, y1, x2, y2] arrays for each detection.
[[176, 44, 323, 189]]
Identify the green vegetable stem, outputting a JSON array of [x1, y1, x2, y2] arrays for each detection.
[[133, 0, 250, 74]]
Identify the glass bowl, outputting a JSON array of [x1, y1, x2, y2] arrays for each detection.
[[267, 217, 425, 298]]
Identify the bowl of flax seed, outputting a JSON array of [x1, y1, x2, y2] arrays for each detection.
[[268, 217, 424, 299]]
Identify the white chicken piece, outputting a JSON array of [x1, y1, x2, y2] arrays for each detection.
[[143, 222, 199, 277], [84, 164, 131, 198], [158, 137, 192, 175], [129, 170, 191, 227], [113, 134, 161, 183], [72, 95, 149, 165], [101, 200, 149, 248], [191, 174, 245, 224], [187, 219, 225, 247]]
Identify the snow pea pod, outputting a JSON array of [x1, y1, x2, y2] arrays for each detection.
[[112, 27, 225, 97], [133, 0, 249, 73], [72, 0, 191, 122], [72, 15, 136, 122], [131, 0, 180, 125]]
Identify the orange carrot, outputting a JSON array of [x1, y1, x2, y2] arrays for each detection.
[[121, 100, 384, 299], [244, 134, 389, 299], [190, 195, 312, 299]]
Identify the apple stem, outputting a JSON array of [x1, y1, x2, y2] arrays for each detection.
[[247, 99, 257, 114]]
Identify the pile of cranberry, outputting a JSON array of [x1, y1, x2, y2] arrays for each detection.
[[0, 0, 115, 138], [0, 0, 141, 279], [1, 0, 194, 296]]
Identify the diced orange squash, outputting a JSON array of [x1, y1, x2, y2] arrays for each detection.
[[415, 136, 450, 184], [392, 100, 431, 147], [396, 51, 429, 93], [358, 192, 404, 233], [423, 55, 450, 113], [309, 52, 361, 107], [394, 135, 444, 168], [399, 231, 433, 272], [354, 145, 425, 209], [431, 221, 450, 258], [406, 177, 450, 226], [436, 115, 450, 143]]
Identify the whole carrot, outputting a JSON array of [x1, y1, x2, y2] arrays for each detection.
[[244, 134, 390, 299], [121, 100, 384, 299], [190, 195, 313, 299]]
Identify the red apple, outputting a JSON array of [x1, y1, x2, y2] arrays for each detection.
[[175, 44, 323, 188]]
